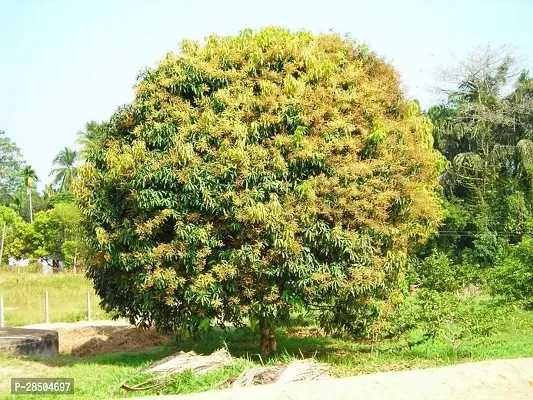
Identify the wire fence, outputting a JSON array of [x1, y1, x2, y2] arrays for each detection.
[[0, 290, 93, 328]]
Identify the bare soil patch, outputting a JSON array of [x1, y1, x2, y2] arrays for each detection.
[[56, 326, 172, 356], [286, 327, 324, 338]]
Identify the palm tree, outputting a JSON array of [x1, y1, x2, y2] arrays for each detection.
[[21, 166, 38, 223], [77, 120, 106, 161], [50, 147, 78, 192], [43, 184, 56, 201]]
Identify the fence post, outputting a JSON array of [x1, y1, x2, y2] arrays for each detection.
[[86, 290, 91, 321], [44, 291, 49, 324], [0, 294, 4, 328]]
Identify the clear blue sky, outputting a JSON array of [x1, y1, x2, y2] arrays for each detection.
[[1, 0, 532, 189]]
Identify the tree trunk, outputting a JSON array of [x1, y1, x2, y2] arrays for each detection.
[[0, 221, 5, 265], [259, 318, 277, 359], [28, 189, 33, 224], [73, 246, 78, 274]]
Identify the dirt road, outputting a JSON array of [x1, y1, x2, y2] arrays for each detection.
[[136, 357, 533, 400]]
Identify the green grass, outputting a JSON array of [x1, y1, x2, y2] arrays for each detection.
[[160, 305, 533, 378], [1, 271, 533, 399], [0, 342, 252, 400], [2, 304, 533, 399], [0, 268, 110, 326], [0, 346, 174, 400]]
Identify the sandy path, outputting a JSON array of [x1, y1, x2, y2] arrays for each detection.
[[136, 357, 533, 400]]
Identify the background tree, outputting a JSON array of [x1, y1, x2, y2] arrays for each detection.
[[0, 130, 25, 206], [45, 190, 74, 209], [31, 202, 84, 266], [77, 121, 108, 161], [0, 206, 31, 261], [416, 47, 533, 289], [9, 187, 46, 224], [50, 147, 78, 191], [75, 27, 444, 357], [43, 184, 56, 202], [21, 166, 38, 223]]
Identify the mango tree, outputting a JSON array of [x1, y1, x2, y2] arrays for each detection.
[[75, 27, 444, 357]]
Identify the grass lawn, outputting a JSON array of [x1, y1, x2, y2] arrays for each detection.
[[0, 268, 110, 326], [1, 303, 533, 399]]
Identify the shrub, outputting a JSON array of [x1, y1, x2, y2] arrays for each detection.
[[413, 251, 459, 292], [491, 239, 533, 308], [378, 290, 507, 356]]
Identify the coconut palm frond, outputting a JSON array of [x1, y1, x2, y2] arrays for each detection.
[[516, 139, 533, 176], [452, 152, 484, 173], [50, 147, 78, 192], [21, 166, 38, 188], [490, 144, 515, 163]]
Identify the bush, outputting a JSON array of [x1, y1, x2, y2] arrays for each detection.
[[412, 251, 459, 292], [415, 290, 499, 338], [464, 231, 507, 266], [491, 239, 533, 308], [377, 289, 507, 355]]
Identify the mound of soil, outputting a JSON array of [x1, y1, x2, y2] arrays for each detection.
[[57, 326, 172, 356]]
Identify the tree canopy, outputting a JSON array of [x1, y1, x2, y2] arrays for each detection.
[[0, 130, 24, 206], [77, 120, 108, 161], [75, 27, 444, 356], [426, 48, 533, 269]]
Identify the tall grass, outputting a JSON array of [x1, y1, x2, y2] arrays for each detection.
[[0, 267, 110, 326]]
